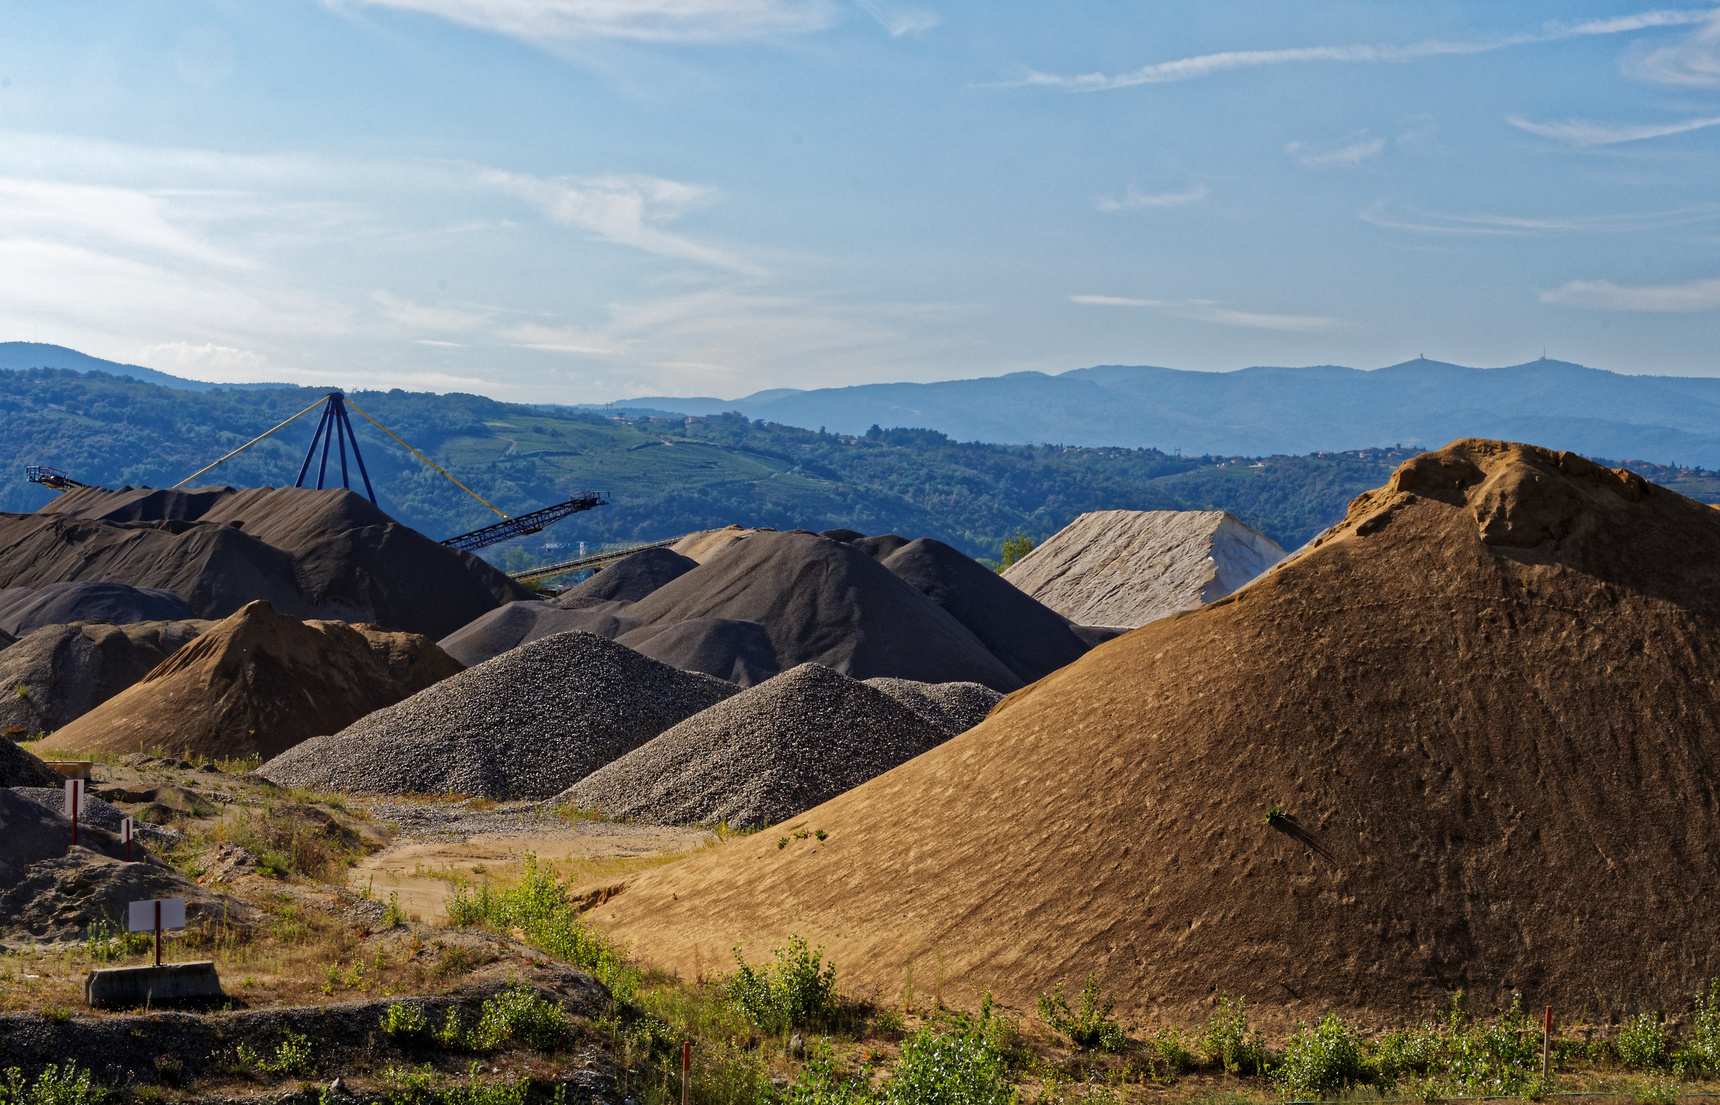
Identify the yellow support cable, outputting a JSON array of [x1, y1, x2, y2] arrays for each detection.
[[170, 395, 329, 489], [342, 396, 511, 520]]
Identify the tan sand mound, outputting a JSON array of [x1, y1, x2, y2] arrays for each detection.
[[0, 619, 212, 735], [593, 440, 1720, 1026], [1002, 509, 1284, 628], [36, 600, 462, 760]]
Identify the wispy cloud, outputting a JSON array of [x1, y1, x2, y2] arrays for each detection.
[[331, 0, 841, 45], [1069, 294, 1342, 332], [1288, 134, 1385, 168], [1507, 112, 1720, 145], [1630, 9, 1720, 84], [1541, 276, 1720, 311], [371, 290, 491, 332], [1094, 184, 1208, 211], [852, 0, 938, 36], [0, 178, 255, 268], [1021, 8, 1716, 91], [481, 170, 759, 272], [1361, 200, 1720, 236]]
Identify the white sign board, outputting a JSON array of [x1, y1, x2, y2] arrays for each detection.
[[128, 898, 187, 933], [62, 778, 83, 818], [121, 817, 134, 843]]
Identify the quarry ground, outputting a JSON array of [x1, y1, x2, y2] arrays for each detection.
[[1, 746, 1712, 1105]]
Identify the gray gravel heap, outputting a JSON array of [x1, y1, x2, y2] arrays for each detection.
[[861, 677, 1003, 735], [258, 631, 739, 800], [9, 788, 183, 846], [556, 662, 952, 829]]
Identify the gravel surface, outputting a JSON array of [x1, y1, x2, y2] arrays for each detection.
[[258, 631, 740, 800], [10, 787, 183, 846], [861, 677, 1003, 735], [556, 663, 951, 829]]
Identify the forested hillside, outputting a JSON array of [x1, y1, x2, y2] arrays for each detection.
[[5, 368, 1713, 568]]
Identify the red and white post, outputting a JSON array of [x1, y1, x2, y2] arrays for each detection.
[[62, 778, 83, 848]]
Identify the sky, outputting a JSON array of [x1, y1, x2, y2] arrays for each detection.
[[1, 2, 1719, 403]]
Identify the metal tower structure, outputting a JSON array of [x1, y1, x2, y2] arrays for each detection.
[[293, 392, 377, 505]]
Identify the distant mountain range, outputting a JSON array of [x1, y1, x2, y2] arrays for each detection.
[[0, 343, 286, 393], [607, 358, 1720, 467]]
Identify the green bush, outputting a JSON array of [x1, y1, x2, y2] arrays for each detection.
[[236, 1032, 315, 1078], [1035, 976, 1125, 1053], [782, 1042, 877, 1105], [1148, 1028, 1196, 1076], [383, 1063, 529, 1105], [380, 1002, 431, 1041], [445, 853, 638, 1003], [1275, 1014, 1369, 1097], [1676, 979, 1720, 1077], [1198, 993, 1268, 1076], [469, 984, 566, 1052], [1618, 1012, 1671, 1071], [997, 532, 1034, 572], [729, 935, 839, 1034], [0, 1064, 106, 1105], [884, 1009, 1014, 1105]]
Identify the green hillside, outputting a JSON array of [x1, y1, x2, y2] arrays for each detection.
[[5, 368, 1713, 569]]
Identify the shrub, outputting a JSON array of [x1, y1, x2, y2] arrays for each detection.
[[383, 1062, 528, 1105], [236, 1032, 315, 1078], [782, 1042, 877, 1105], [1198, 993, 1268, 1076], [1677, 979, 1720, 1077], [1618, 1013, 1671, 1071], [469, 984, 566, 1052], [1275, 1014, 1368, 1097], [1148, 1028, 1196, 1076], [380, 1002, 431, 1041], [730, 934, 839, 1034], [884, 1009, 1014, 1105], [1035, 976, 1125, 1053], [384, 891, 407, 928], [997, 532, 1033, 572], [0, 1064, 106, 1105]]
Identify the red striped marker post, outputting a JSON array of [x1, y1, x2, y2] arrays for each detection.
[[62, 778, 83, 848], [121, 817, 134, 861]]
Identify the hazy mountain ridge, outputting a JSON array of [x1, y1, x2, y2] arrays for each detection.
[[0, 343, 288, 394]]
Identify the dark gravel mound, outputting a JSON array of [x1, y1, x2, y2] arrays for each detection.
[[818, 528, 867, 543], [0, 628, 13, 651], [11, 788, 180, 846], [36, 600, 463, 760], [0, 788, 134, 889], [862, 677, 1002, 735], [259, 631, 740, 799], [0, 620, 211, 735], [0, 740, 61, 788], [558, 547, 698, 605], [626, 531, 1022, 691], [438, 601, 639, 667], [855, 534, 910, 560], [616, 617, 779, 686], [0, 582, 193, 637], [0, 846, 245, 947], [881, 538, 1091, 685], [0, 485, 529, 639], [557, 663, 949, 829]]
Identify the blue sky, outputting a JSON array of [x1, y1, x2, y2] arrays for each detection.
[[2, 2, 1719, 402]]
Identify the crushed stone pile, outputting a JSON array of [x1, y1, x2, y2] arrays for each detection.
[[1002, 509, 1285, 628], [438, 601, 633, 667], [0, 846, 248, 948], [0, 581, 194, 637], [595, 439, 1720, 1026], [0, 484, 530, 639], [0, 739, 62, 788], [616, 617, 780, 686], [0, 628, 12, 651], [259, 630, 740, 800], [0, 619, 211, 736], [861, 677, 1001, 735], [11, 788, 183, 846], [556, 547, 698, 605], [0, 787, 136, 888], [35, 600, 463, 760], [557, 663, 950, 829], [880, 537, 1090, 684]]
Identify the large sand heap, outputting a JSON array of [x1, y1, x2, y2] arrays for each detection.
[[260, 631, 739, 799], [593, 440, 1720, 1025], [1002, 509, 1284, 628], [0, 620, 211, 735], [36, 600, 462, 760], [0, 582, 194, 637], [0, 485, 530, 639], [557, 664, 950, 829]]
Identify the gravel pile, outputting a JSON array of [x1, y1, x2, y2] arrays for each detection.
[[556, 663, 951, 829], [862, 678, 1003, 735], [259, 631, 740, 800], [0, 619, 211, 735], [9, 788, 182, 846], [0, 741, 61, 788]]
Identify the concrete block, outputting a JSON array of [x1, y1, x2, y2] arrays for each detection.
[[85, 962, 223, 1007]]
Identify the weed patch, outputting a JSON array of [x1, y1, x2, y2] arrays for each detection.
[[0, 1063, 105, 1105], [729, 934, 839, 1034], [1036, 976, 1125, 1053]]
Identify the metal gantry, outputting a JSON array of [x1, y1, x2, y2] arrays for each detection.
[[293, 392, 378, 504]]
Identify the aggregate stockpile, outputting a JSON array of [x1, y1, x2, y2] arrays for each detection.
[[0, 619, 211, 735], [34, 600, 463, 760], [0, 485, 531, 640], [594, 440, 1720, 1024], [1002, 509, 1284, 628]]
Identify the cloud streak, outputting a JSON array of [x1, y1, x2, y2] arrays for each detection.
[[1290, 135, 1385, 168], [1507, 112, 1720, 145], [332, 0, 840, 44], [852, 0, 938, 36], [1631, 9, 1720, 84], [1541, 276, 1720, 311], [1360, 200, 1720, 236], [1094, 184, 1208, 211], [1022, 8, 1716, 91], [1070, 294, 1341, 332]]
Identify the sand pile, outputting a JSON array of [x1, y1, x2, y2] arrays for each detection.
[[34, 600, 462, 760], [1002, 509, 1284, 628], [862, 677, 1001, 735], [0, 620, 211, 735], [0, 485, 529, 639], [0, 582, 194, 637], [591, 440, 1720, 1025], [615, 618, 780, 686], [880, 538, 1090, 684], [669, 526, 767, 563], [0, 740, 62, 788], [260, 631, 739, 799], [558, 664, 950, 829]]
